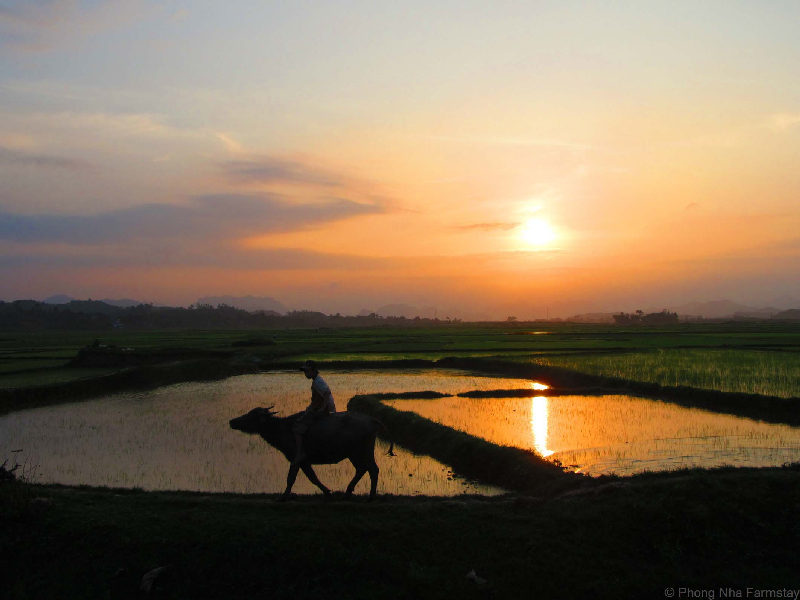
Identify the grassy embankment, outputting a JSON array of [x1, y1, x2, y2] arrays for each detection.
[[3, 466, 799, 599]]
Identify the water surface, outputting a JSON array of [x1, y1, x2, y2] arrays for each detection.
[[1, 370, 529, 495], [384, 394, 800, 475]]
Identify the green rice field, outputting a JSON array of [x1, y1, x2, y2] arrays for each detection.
[[529, 348, 800, 398]]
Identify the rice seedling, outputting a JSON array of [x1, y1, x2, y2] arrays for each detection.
[[530, 349, 800, 397]]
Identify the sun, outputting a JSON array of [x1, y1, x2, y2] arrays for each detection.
[[518, 218, 557, 249]]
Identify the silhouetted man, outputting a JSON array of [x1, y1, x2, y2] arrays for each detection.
[[292, 360, 336, 465]]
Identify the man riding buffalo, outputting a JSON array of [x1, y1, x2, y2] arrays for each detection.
[[292, 360, 336, 465]]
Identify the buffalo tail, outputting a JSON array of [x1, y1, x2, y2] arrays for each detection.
[[373, 417, 396, 457]]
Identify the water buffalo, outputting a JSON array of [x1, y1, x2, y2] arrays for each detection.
[[229, 407, 394, 500]]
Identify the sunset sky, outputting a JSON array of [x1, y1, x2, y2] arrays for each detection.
[[1, 1, 799, 318]]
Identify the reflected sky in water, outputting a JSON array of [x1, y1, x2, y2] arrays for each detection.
[[1, 370, 530, 496], [7, 369, 798, 491], [386, 394, 800, 476]]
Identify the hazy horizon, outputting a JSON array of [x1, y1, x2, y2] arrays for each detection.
[[3, 291, 797, 322], [2, 2, 799, 320]]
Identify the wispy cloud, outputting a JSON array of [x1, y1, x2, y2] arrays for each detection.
[[0, 145, 89, 170], [0, 0, 73, 23], [0, 243, 570, 272], [427, 135, 593, 151], [220, 156, 343, 187], [215, 133, 245, 155], [769, 113, 800, 131], [669, 112, 800, 150], [0, 194, 381, 245], [0, 106, 205, 144], [0, 244, 393, 271], [0, 0, 151, 52], [455, 222, 519, 231]]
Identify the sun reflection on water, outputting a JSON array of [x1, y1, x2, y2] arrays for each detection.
[[531, 396, 554, 457]]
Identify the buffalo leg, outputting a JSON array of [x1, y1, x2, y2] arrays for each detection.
[[345, 466, 367, 496], [301, 464, 331, 496], [367, 462, 380, 501], [282, 463, 301, 499]]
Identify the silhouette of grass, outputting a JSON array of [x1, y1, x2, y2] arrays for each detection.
[[2, 466, 799, 598]]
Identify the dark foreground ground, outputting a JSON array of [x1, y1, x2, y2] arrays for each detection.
[[3, 466, 799, 600]]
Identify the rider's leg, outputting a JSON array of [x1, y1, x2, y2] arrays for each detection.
[[291, 418, 308, 465], [293, 431, 306, 465]]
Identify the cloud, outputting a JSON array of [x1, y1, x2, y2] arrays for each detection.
[[0, 194, 382, 244], [0, 0, 150, 52], [0, 145, 90, 170], [220, 156, 343, 187], [216, 133, 245, 155], [455, 222, 519, 232], [0, 231, 570, 273], [0, 244, 393, 271], [769, 113, 800, 131], [0, 0, 72, 23], [427, 135, 592, 151]]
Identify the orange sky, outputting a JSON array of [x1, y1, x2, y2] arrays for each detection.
[[1, 2, 799, 318]]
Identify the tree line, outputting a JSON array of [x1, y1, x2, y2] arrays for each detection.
[[0, 300, 450, 330], [612, 309, 679, 325]]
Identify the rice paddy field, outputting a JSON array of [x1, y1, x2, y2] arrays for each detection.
[[528, 348, 800, 398], [385, 393, 800, 475], [2, 322, 800, 598], [0, 324, 796, 404], [2, 370, 524, 496], [8, 367, 798, 497]]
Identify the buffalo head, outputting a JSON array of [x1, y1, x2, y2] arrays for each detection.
[[229, 406, 278, 434]]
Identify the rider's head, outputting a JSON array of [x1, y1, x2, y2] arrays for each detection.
[[300, 359, 318, 379]]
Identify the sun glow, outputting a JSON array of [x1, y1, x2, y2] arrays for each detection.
[[531, 396, 554, 457], [518, 218, 557, 249]]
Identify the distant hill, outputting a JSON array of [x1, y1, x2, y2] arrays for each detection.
[[44, 294, 74, 304], [773, 309, 800, 321], [44, 294, 146, 308], [669, 300, 779, 319], [196, 295, 287, 314], [61, 300, 127, 316], [101, 298, 146, 308], [732, 308, 780, 319]]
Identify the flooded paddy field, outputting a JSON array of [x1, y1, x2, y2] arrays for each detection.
[[385, 393, 800, 475], [4, 368, 800, 494], [1, 370, 530, 496]]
